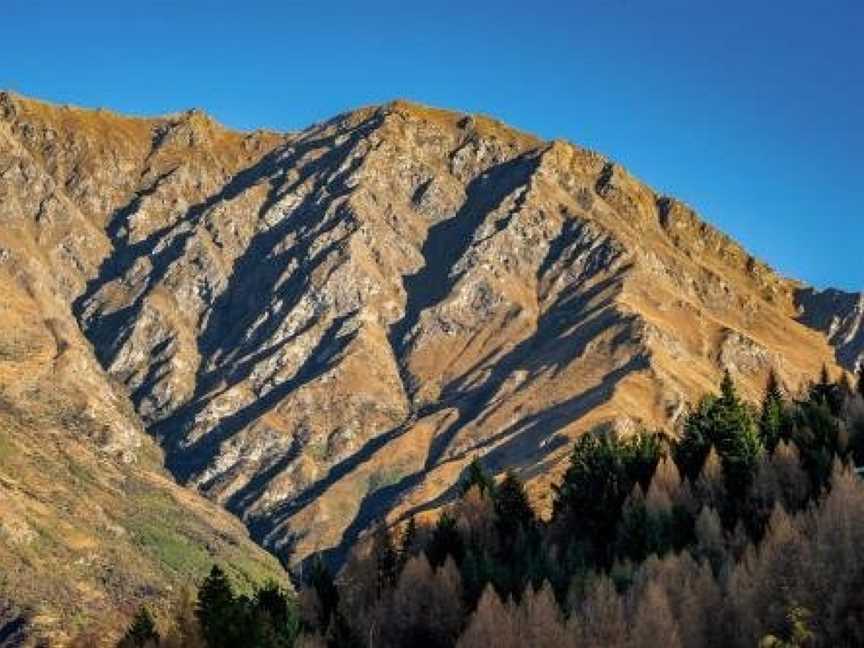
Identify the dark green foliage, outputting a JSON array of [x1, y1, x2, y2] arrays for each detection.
[[791, 397, 843, 492], [810, 364, 844, 416], [614, 489, 651, 562], [425, 512, 464, 568], [307, 556, 339, 630], [676, 397, 719, 481], [460, 457, 495, 497], [195, 566, 299, 648], [197, 566, 244, 648], [122, 367, 863, 647], [398, 515, 418, 572], [551, 428, 662, 566], [119, 607, 159, 647], [373, 524, 399, 596], [759, 371, 788, 452], [492, 470, 535, 541], [614, 488, 676, 562], [459, 547, 489, 605], [250, 582, 300, 647], [677, 371, 764, 500]]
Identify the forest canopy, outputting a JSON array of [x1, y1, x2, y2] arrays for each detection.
[[113, 368, 864, 648]]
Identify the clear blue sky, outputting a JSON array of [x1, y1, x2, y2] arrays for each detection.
[[4, 1, 862, 290]]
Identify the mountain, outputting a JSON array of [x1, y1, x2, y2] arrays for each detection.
[[796, 287, 864, 371], [1, 90, 859, 592], [0, 96, 287, 643]]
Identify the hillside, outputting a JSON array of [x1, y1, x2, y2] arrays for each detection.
[[0, 96, 287, 644], [1, 90, 860, 590]]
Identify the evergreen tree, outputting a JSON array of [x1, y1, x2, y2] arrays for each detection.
[[759, 371, 787, 452], [676, 397, 719, 481], [196, 566, 246, 648], [252, 582, 299, 646], [615, 486, 652, 562], [372, 523, 399, 596], [460, 457, 495, 497], [552, 429, 661, 566], [792, 397, 842, 492], [720, 368, 737, 405], [119, 607, 160, 648], [398, 516, 418, 572], [306, 557, 339, 630], [810, 364, 843, 416], [677, 371, 763, 501], [493, 470, 535, 541], [425, 512, 465, 568]]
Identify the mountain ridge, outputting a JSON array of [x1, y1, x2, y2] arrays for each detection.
[[1, 91, 860, 586]]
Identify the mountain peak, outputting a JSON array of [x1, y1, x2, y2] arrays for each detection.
[[1, 95, 859, 600]]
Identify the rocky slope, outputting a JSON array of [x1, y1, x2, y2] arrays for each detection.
[[0, 95, 287, 645], [1, 92, 858, 585], [796, 287, 864, 371]]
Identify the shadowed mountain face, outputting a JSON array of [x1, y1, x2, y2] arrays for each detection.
[[1, 92, 859, 578], [796, 287, 864, 371]]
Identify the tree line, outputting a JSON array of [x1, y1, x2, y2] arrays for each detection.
[[113, 364, 864, 647]]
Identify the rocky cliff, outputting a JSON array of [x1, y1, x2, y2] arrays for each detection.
[[0, 95, 287, 644], [796, 287, 864, 371], [1, 92, 858, 589]]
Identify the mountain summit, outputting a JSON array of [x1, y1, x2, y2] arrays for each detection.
[[1, 92, 860, 587]]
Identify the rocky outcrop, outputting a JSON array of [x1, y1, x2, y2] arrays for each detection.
[[0, 95, 287, 643], [0, 93, 851, 578], [796, 287, 864, 371]]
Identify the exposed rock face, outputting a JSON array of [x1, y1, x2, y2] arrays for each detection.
[[796, 287, 864, 371], [0, 92, 852, 578], [0, 95, 287, 643]]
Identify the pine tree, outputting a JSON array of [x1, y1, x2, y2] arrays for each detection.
[[676, 398, 719, 482], [677, 372, 763, 501], [461, 457, 495, 497], [552, 429, 661, 566], [810, 364, 843, 416], [720, 369, 737, 405], [119, 607, 160, 648], [398, 516, 418, 572], [372, 523, 399, 596], [425, 512, 464, 568], [616, 485, 652, 562], [307, 556, 339, 630], [760, 371, 786, 452], [493, 470, 535, 542], [252, 581, 299, 644], [196, 566, 245, 648], [792, 395, 842, 491]]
